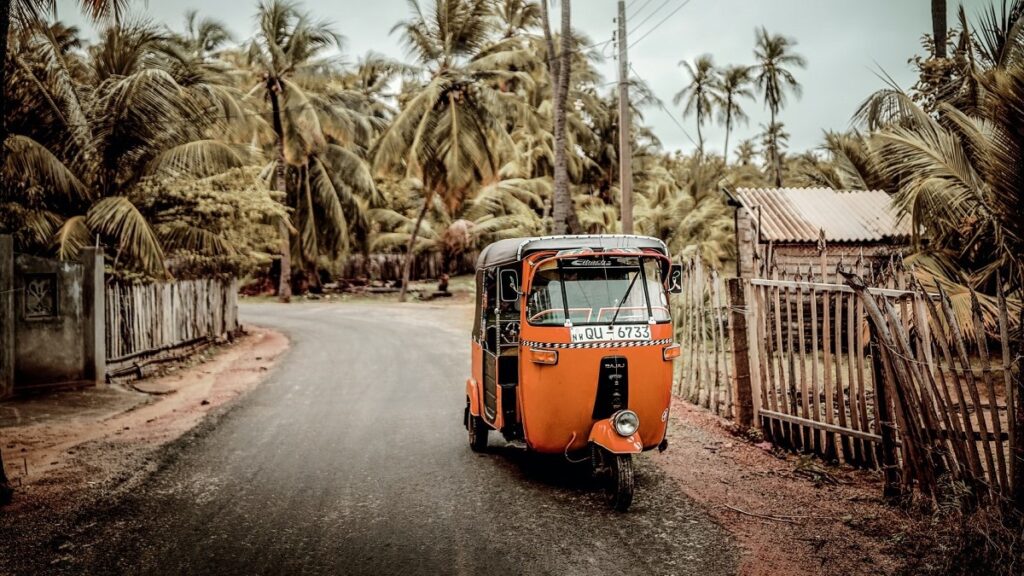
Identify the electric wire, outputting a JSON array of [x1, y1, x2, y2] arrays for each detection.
[[629, 62, 700, 149], [629, 0, 693, 49]]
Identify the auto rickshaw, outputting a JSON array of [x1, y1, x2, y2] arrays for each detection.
[[464, 235, 683, 511]]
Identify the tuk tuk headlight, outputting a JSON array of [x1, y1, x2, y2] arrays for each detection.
[[613, 410, 640, 437]]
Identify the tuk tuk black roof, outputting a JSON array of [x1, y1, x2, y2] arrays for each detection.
[[476, 235, 669, 270]]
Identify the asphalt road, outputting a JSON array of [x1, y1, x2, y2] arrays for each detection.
[[37, 302, 737, 576]]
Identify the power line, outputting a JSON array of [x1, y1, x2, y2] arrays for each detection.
[[626, 0, 673, 37], [630, 0, 693, 49], [626, 0, 656, 20], [630, 62, 699, 149]]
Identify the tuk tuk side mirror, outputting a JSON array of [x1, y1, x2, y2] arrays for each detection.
[[499, 269, 521, 302], [667, 264, 683, 294]]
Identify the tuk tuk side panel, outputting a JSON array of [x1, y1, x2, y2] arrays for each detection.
[[468, 340, 483, 416], [517, 323, 673, 454]]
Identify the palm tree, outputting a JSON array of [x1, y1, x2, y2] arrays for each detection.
[[713, 64, 754, 161], [3, 18, 250, 273], [494, 0, 541, 38], [753, 28, 805, 185], [673, 54, 718, 160], [375, 0, 513, 301], [247, 0, 380, 299], [733, 138, 757, 166], [758, 121, 789, 179]]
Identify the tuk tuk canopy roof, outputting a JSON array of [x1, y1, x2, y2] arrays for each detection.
[[475, 235, 669, 270]]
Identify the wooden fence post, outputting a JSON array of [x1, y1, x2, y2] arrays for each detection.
[[869, 333, 901, 499], [727, 278, 754, 428]]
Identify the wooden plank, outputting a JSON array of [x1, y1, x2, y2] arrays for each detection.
[[760, 409, 882, 443], [755, 285, 776, 440], [783, 278, 802, 450], [971, 290, 1009, 495], [846, 283, 864, 465], [714, 274, 733, 418], [855, 293, 875, 467], [912, 294, 960, 472], [796, 278, 811, 449], [809, 277, 823, 454], [998, 283, 1022, 504], [834, 286, 853, 463], [938, 285, 996, 497], [921, 285, 985, 482], [821, 287, 838, 460], [710, 272, 722, 415], [771, 268, 789, 444], [749, 278, 920, 299]]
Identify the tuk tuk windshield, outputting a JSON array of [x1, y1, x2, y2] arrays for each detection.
[[526, 255, 670, 326]]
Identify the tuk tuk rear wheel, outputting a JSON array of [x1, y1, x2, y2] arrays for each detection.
[[467, 406, 488, 452], [608, 454, 634, 512]]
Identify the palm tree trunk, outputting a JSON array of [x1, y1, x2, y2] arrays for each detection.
[[550, 0, 575, 235], [269, 85, 291, 303], [398, 190, 436, 303], [695, 112, 704, 162], [931, 0, 946, 59], [770, 108, 782, 186], [723, 109, 732, 163]]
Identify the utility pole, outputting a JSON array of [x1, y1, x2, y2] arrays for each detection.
[[617, 0, 634, 234]]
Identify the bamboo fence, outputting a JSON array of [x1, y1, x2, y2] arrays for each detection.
[[105, 279, 239, 379], [674, 257, 733, 417], [675, 254, 1022, 504]]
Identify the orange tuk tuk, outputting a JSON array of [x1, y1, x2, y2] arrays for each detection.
[[465, 235, 683, 511]]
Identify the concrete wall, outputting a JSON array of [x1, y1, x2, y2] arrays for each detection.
[[0, 236, 13, 398], [0, 236, 104, 397]]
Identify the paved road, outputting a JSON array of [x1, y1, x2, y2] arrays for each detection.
[[42, 302, 737, 575]]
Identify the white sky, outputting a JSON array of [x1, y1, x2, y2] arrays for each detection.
[[54, 0, 947, 156]]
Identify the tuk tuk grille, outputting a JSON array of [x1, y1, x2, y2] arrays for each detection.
[[520, 338, 671, 350]]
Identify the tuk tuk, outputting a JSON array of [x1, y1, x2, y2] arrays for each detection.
[[464, 235, 682, 511]]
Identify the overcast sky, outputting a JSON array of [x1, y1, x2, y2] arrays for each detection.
[[54, 0, 940, 156]]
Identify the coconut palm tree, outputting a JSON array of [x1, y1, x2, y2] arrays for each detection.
[[758, 121, 789, 178], [247, 0, 380, 298], [733, 138, 757, 166], [375, 0, 515, 301], [3, 18, 251, 274], [673, 54, 718, 160], [369, 176, 543, 272], [713, 64, 754, 161], [753, 28, 805, 185]]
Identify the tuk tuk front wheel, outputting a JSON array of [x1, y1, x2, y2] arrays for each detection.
[[466, 402, 488, 452], [608, 453, 634, 512]]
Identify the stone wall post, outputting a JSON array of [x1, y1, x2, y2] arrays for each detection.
[[0, 235, 13, 399], [80, 247, 104, 384]]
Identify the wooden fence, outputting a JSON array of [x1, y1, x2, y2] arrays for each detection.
[[105, 279, 239, 380], [674, 257, 733, 417], [847, 273, 1021, 502], [675, 256, 1022, 504]]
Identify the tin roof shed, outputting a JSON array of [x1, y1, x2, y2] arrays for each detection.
[[732, 187, 911, 243]]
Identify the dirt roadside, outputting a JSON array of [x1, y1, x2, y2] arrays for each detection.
[[657, 398, 915, 576], [0, 326, 288, 528]]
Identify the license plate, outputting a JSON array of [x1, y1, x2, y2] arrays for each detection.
[[570, 325, 651, 343]]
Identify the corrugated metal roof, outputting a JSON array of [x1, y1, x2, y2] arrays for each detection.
[[733, 187, 911, 243]]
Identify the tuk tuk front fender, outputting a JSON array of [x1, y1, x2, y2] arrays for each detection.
[[466, 378, 481, 417], [589, 419, 643, 454]]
